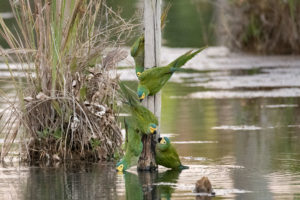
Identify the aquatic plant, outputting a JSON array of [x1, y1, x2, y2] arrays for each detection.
[[224, 0, 300, 54], [0, 0, 136, 162]]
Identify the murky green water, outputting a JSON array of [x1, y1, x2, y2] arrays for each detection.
[[1, 48, 300, 199]]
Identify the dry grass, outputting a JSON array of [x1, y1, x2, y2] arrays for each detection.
[[0, 0, 137, 163], [223, 0, 300, 54]]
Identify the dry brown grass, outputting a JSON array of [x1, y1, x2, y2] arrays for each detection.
[[0, 0, 137, 163], [223, 0, 300, 54]]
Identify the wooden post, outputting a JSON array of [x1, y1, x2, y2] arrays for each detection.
[[138, 0, 161, 171]]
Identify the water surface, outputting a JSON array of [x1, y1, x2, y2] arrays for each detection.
[[1, 47, 300, 199]]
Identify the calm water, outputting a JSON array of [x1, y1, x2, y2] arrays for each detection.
[[1, 47, 300, 199]]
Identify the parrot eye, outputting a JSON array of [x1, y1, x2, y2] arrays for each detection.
[[137, 72, 141, 76]]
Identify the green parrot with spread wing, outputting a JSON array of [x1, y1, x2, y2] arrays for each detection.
[[155, 137, 189, 170], [131, 4, 170, 77], [137, 47, 206, 101], [119, 82, 158, 135]]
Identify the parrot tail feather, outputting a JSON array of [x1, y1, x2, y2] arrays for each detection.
[[179, 164, 189, 170], [169, 46, 207, 70], [170, 67, 188, 73]]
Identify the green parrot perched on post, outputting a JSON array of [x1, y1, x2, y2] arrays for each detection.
[[116, 82, 159, 172], [155, 137, 189, 170], [137, 47, 206, 101], [130, 4, 170, 77], [119, 82, 158, 135]]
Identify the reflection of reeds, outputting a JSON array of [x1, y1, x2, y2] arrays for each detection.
[[224, 0, 300, 54], [0, 0, 136, 162]]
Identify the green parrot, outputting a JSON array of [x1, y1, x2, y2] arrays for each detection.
[[130, 36, 145, 77], [130, 4, 170, 78], [116, 118, 143, 172], [155, 137, 189, 170], [137, 47, 206, 101], [119, 82, 158, 135]]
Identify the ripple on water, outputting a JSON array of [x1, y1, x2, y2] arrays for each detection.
[[181, 156, 206, 161], [170, 88, 300, 99], [172, 141, 218, 144], [212, 125, 262, 131], [160, 133, 178, 138], [262, 104, 299, 108]]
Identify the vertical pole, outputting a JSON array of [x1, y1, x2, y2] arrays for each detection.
[[138, 0, 161, 171]]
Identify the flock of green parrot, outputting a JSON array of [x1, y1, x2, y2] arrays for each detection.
[[116, 9, 205, 172]]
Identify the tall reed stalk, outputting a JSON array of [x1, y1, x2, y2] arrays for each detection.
[[0, 0, 136, 162]]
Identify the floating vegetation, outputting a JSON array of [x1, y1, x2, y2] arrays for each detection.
[[0, 0, 137, 163]]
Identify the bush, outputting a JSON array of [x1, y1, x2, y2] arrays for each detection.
[[0, 0, 136, 163]]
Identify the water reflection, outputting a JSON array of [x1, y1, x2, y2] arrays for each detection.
[[123, 172, 143, 200], [156, 170, 180, 199], [23, 163, 119, 200], [122, 169, 181, 200], [13, 163, 183, 200]]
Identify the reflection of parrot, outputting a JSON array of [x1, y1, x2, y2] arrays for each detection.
[[156, 170, 181, 200], [137, 47, 206, 101], [119, 82, 158, 135], [116, 119, 143, 172], [155, 137, 189, 170], [123, 172, 143, 200], [130, 4, 170, 77]]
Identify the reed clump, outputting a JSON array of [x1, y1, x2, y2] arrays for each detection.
[[224, 0, 300, 54], [0, 0, 136, 163]]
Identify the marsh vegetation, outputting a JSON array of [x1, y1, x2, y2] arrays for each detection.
[[0, 0, 136, 163]]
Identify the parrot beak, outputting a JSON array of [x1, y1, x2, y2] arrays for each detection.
[[153, 130, 157, 135], [139, 93, 145, 102], [149, 127, 157, 134], [158, 137, 162, 143]]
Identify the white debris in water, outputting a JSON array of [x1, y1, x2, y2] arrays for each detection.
[[153, 182, 177, 186], [0, 12, 14, 19], [212, 125, 262, 131], [118, 113, 131, 117], [213, 189, 252, 196], [121, 129, 126, 140], [160, 133, 177, 138], [287, 125, 300, 128], [262, 104, 299, 108], [172, 141, 218, 144], [0, 63, 34, 70], [181, 156, 206, 161]]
